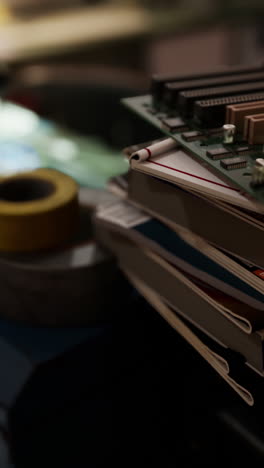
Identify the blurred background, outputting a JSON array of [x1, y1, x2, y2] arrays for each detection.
[[0, 0, 263, 189]]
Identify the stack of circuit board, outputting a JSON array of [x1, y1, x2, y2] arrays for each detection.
[[94, 63, 264, 407]]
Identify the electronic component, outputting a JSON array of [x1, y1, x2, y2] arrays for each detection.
[[223, 124, 236, 144], [151, 73, 204, 109], [245, 114, 264, 144], [179, 81, 264, 116], [151, 63, 264, 108], [151, 72, 212, 109], [161, 116, 186, 131], [220, 156, 247, 170], [165, 71, 264, 108], [181, 130, 203, 141], [206, 147, 231, 160], [243, 113, 264, 140], [123, 65, 264, 201], [194, 92, 264, 127], [236, 146, 250, 154], [226, 100, 264, 131], [252, 158, 264, 186]]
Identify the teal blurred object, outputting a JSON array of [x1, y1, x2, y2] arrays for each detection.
[[0, 100, 128, 188]]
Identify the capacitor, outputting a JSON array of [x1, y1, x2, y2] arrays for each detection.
[[251, 158, 264, 186], [223, 124, 236, 144]]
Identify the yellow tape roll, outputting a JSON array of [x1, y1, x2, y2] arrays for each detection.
[[0, 168, 79, 252]]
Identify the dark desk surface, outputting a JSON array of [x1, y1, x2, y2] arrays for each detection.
[[2, 293, 264, 467]]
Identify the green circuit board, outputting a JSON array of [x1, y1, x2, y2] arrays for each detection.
[[0, 101, 128, 188], [123, 94, 264, 203]]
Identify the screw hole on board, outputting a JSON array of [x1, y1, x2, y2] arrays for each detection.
[[200, 142, 207, 146], [243, 172, 252, 176]]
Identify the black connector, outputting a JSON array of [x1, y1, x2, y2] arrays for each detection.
[[194, 92, 264, 127], [179, 81, 264, 116], [151, 62, 264, 109], [164, 71, 264, 109]]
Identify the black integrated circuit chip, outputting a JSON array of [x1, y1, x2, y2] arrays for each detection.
[[220, 156, 247, 170], [161, 116, 186, 131], [181, 130, 203, 141], [206, 147, 231, 160], [236, 146, 251, 154]]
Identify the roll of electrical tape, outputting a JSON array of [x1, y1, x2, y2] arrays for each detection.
[[0, 200, 124, 326], [0, 168, 79, 252]]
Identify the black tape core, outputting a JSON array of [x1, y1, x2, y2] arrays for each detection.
[[0, 177, 56, 202]]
